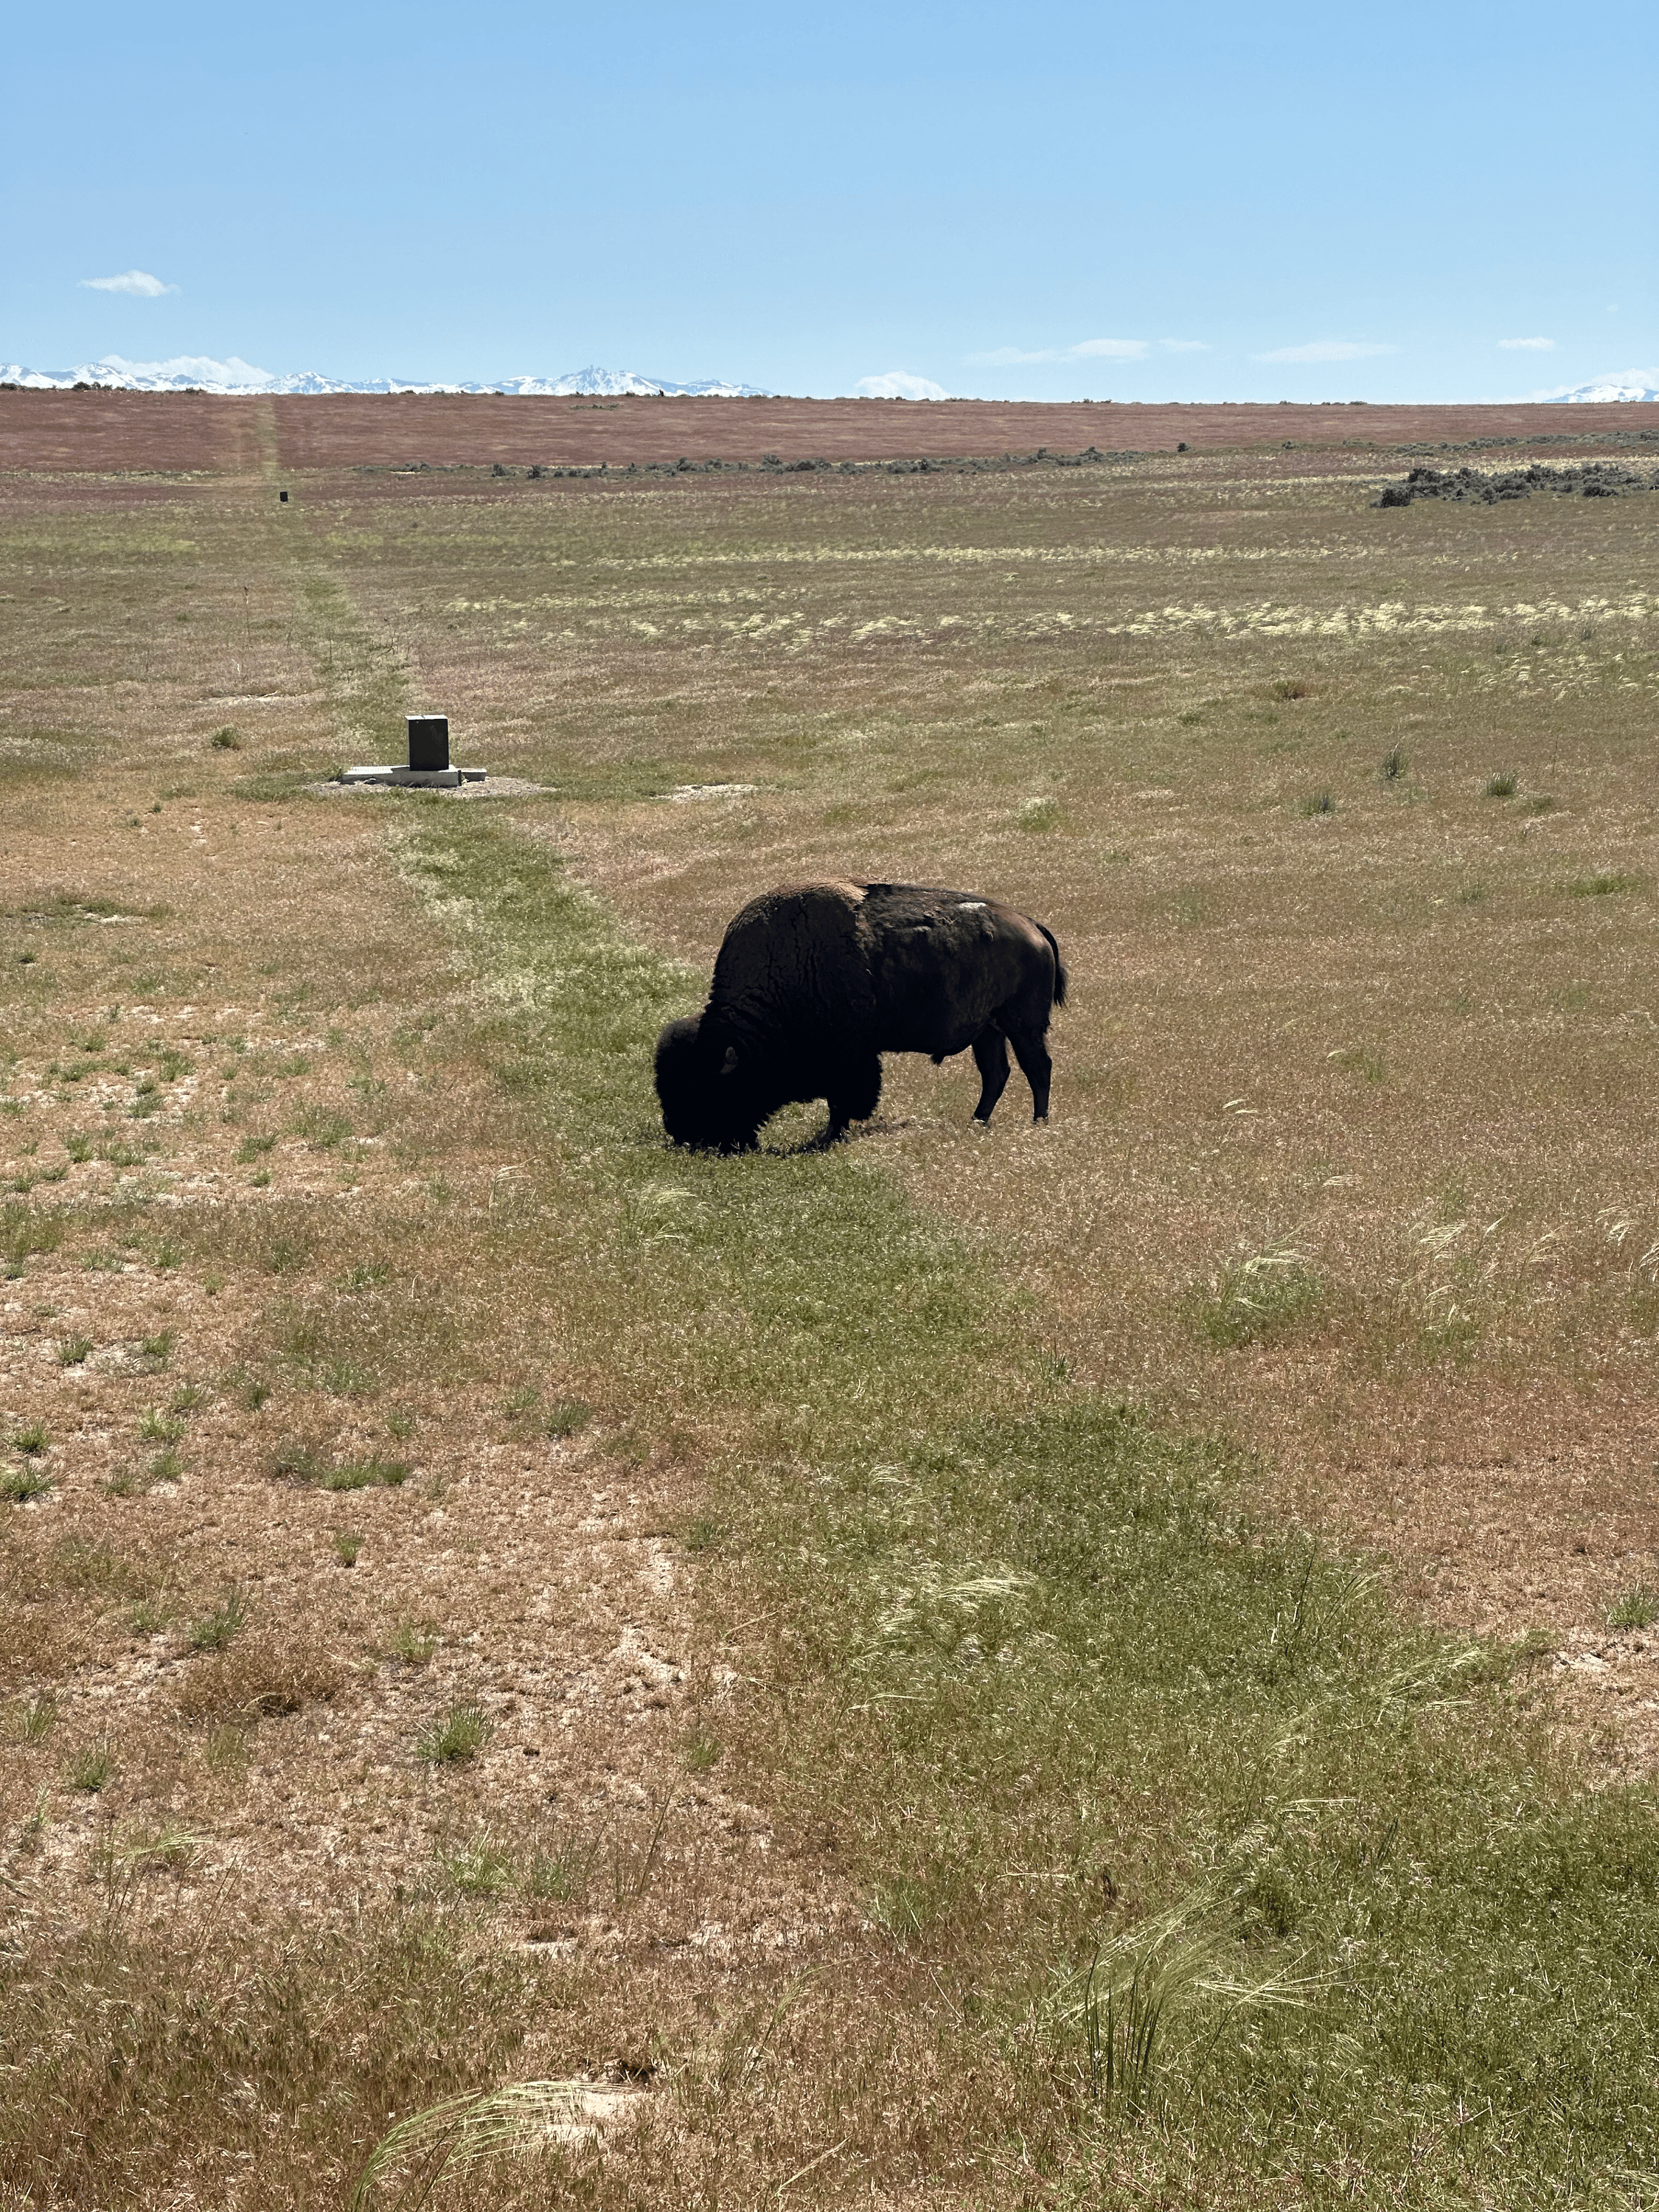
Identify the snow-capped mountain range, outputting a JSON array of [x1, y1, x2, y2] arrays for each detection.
[[3, 355, 1655, 406], [0, 356, 766, 397], [1540, 375, 1659, 403]]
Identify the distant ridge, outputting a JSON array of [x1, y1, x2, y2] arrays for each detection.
[[0, 356, 767, 398]]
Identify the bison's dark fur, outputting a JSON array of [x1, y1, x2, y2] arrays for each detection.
[[655, 879, 1067, 1152]]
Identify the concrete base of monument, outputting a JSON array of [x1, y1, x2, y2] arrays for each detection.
[[340, 765, 488, 788]]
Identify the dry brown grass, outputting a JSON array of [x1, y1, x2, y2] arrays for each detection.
[[0, 485, 900, 2205], [406, 454, 1659, 1758], [171, 1627, 344, 1722], [5, 434, 1659, 2205]]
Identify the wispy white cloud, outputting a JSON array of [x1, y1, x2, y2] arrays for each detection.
[[80, 269, 178, 298], [92, 353, 276, 388], [855, 370, 947, 400], [1255, 340, 1397, 364], [1498, 335, 1554, 351], [1161, 339, 1209, 353], [967, 336, 1148, 366]]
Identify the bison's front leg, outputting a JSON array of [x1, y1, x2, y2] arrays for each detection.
[[825, 1054, 883, 1142], [971, 1026, 1012, 1123]]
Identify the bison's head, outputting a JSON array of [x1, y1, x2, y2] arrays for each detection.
[[654, 1016, 763, 1152]]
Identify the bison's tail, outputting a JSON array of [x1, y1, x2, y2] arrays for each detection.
[[1037, 922, 1068, 1009]]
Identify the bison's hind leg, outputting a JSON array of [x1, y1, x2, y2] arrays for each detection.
[[971, 1026, 1012, 1124], [1006, 1023, 1053, 1122], [825, 1054, 883, 1143]]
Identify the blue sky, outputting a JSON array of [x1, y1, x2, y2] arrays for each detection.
[[6, 0, 1655, 400]]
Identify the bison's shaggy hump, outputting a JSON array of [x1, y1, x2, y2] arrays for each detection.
[[655, 878, 1066, 1152]]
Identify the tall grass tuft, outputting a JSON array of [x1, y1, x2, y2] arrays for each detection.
[[349, 2080, 595, 2211], [1049, 1892, 1314, 2112], [13, 1691, 57, 1742], [1195, 1243, 1322, 1346]]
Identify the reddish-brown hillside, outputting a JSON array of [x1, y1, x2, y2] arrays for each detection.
[[0, 386, 1652, 475], [272, 394, 1654, 470], [0, 389, 262, 473]]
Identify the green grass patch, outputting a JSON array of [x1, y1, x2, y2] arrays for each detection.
[[383, 805, 1659, 2202], [1565, 871, 1643, 898], [388, 1618, 439, 1666], [273, 1441, 410, 1492], [68, 1739, 116, 1793], [290, 1105, 352, 1150], [187, 1589, 249, 1652], [416, 1703, 490, 1764], [1608, 1585, 1659, 1632], [1, 1461, 52, 1503], [1, 1202, 63, 1279]]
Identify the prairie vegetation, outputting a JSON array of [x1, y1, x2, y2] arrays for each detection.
[[1, 434, 1658, 2207]]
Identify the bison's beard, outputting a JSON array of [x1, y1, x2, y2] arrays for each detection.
[[653, 1017, 768, 1152]]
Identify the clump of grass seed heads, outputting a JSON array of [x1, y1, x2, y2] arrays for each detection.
[[1196, 1243, 1323, 1347], [390, 1620, 439, 1666]]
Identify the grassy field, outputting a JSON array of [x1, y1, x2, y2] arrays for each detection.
[[2, 434, 1658, 2208]]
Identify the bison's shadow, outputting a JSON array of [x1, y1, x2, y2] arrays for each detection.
[[762, 1113, 917, 1154]]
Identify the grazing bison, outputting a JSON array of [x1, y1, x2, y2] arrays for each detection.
[[655, 879, 1067, 1151]]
